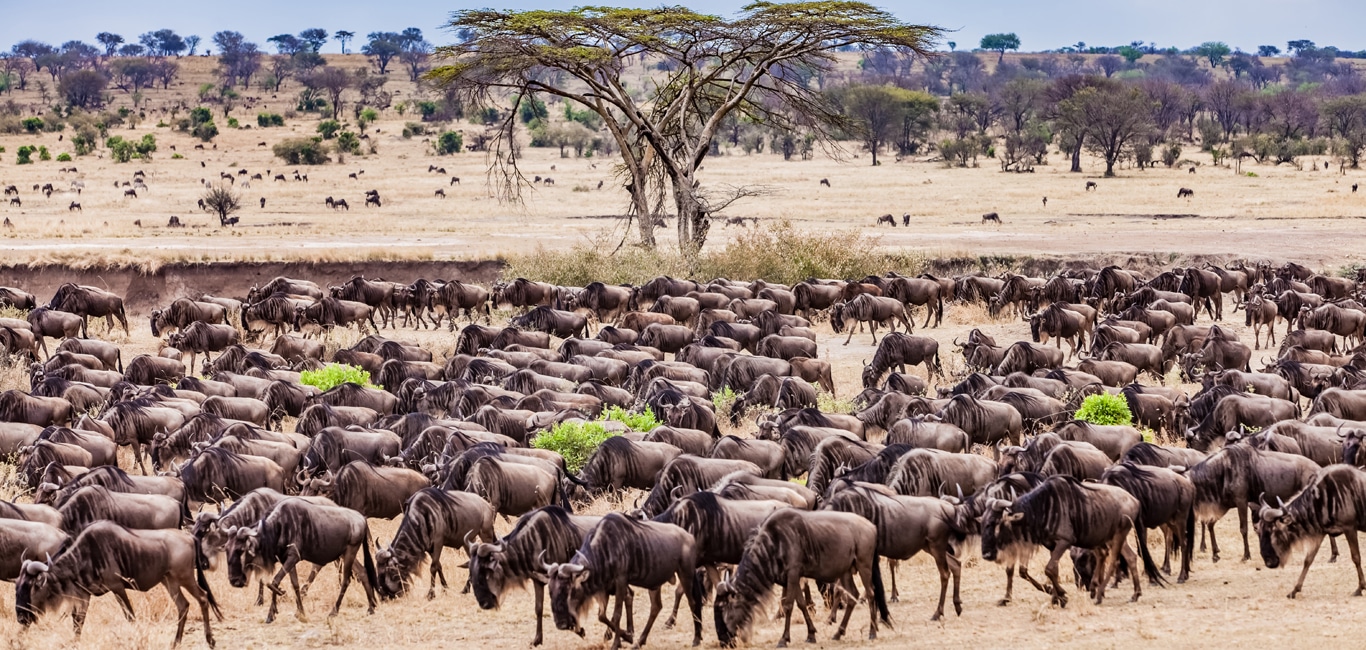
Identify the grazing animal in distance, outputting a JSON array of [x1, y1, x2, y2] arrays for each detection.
[[450, 177, 460, 185], [1178, 188, 1194, 198], [876, 214, 896, 227], [1042, 196, 1047, 207], [435, 189, 445, 199], [1085, 181, 1098, 191], [982, 213, 1002, 225], [8, 198, 18, 207], [1353, 183, 1359, 193], [68, 202, 80, 212], [1189, 167, 1197, 174], [365, 195, 381, 208], [902, 213, 910, 226], [819, 178, 830, 187], [259, 198, 266, 208]]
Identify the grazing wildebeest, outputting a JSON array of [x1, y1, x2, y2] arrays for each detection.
[[467, 506, 604, 646], [374, 488, 495, 600], [1188, 444, 1317, 562], [545, 513, 702, 649], [224, 498, 377, 623], [1178, 188, 1194, 198], [876, 214, 896, 227], [15, 521, 220, 647], [982, 212, 1001, 224], [713, 508, 888, 647]]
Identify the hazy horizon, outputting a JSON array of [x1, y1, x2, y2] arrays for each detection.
[[2, 0, 1362, 56]]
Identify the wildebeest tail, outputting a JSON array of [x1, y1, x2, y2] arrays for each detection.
[[362, 533, 379, 591], [557, 469, 575, 513], [1183, 507, 1195, 566], [872, 553, 892, 626], [936, 292, 944, 327], [116, 349, 123, 373], [1133, 518, 1167, 588], [689, 567, 705, 632], [195, 543, 224, 620]]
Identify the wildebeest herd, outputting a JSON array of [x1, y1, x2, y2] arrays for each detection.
[[5, 260, 1366, 647]]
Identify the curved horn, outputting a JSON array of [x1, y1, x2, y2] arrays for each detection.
[[539, 550, 554, 574]]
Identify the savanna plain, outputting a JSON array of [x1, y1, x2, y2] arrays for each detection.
[[2, 51, 1366, 650]]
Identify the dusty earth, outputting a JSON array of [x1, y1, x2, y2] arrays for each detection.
[[1, 54, 1365, 650]]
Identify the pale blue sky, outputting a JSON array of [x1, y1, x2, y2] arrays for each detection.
[[3, 0, 1361, 54]]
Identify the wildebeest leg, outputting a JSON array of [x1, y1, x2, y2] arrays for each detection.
[[1348, 532, 1366, 596], [255, 578, 266, 606], [843, 320, 856, 346], [354, 553, 378, 613], [1208, 522, 1221, 562], [531, 581, 547, 646], [300, 563, 322, 596], [1237, 503, 1251, 561], [164, 578, 192, 646], [111, 583, 137, 621], [778, 578, 799, 647], [1330, 535, 1340, 563], [868, 321, 879, 346], [428, 544, 444, 599], [931, 545, 961, 620], [1043, 542, 1072, 607], [1288, 534, 1326, 599], [888, 558, 899, 602], [1118, 538, 1143, 604], [664, 580, 683, 629], [634, 587, 664, 648], [70, 594, 90, 635], [832, 574, 861, 641], [599, 585, 631, 649], [1160, 524, 1173, 575], [330, 548, 358, 617], [132, 441, 149, 476], [999, 565, 1017, 606]]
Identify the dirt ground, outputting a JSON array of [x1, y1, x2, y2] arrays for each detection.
[[4, 54, 1366, 650]]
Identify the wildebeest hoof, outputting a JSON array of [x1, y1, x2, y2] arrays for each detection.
[[663, 617, 675, 629], [954, 601, 963, 615], [776, 641, 788, 649], [806, 635, 816, 643], [889, 595, 899, 603], [996, 598, 1010, 607]]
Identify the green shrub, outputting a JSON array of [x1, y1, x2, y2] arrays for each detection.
[[401, 122, 427, 139], [1074, 393, 1133, 427], [21, 117, 43, 133], [598, 406, 659, 432], [435, 130, 462, 155], [227, 117, 240, 129], [55, 152, 71, 162], [37, 146, 50, 161], [257, 112, 285, 127], [272, 137, 330, 165], [171, 153, 184, 159], [104, 135, 154, 162], [317, 120, 341, 139], [712, 386, 739, 421], [16, 145, 36, 165], [193, 120, 218, 142], [335, 131, 360, 155], [358, 108, 378, 131], [300, 364, 379, 391], [533, 421, 614, 474]]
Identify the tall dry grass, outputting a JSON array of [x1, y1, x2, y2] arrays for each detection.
[[503, 220, 929, 286]]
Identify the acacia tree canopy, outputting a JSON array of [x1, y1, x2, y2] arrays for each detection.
[[429, 1, 938, 254]]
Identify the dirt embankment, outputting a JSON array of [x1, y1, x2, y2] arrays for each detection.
[[0, 259, 504, 315]]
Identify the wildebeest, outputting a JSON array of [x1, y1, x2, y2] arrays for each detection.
[[829, 294, 913, 345], [546, 513, 702, 649], [980, 475, 1163, 606], [374, 488, 495, 599], [714, 508, 888, 646], [1100, 463, 1195, 583], [860, 332, 941, 388], [300, 460, 429, 520], [225, 498, 377, 623], [824, 482, 963, 619], [15, 521, 220, 647], [467, 506, 604, 646], [1178, 187, 1194, 198], [46, 283, 129, 337], [1258, 464, 1366, 598], [1188, 444, 1318, 562]]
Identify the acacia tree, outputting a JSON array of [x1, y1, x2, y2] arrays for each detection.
[[201, 184, 242, 226], [836, 84, 917, 166], [303, 66, 351, 119], [430, 2, 938, 253], [1321, 95, 1366, 168], [334, 31, 355, 54], [1058, 83, 1156, 177], [979, 33, 1019, 63]]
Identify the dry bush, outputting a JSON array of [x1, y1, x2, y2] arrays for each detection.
[[0, 352, 30, 392], [504, 220, 928, 286]]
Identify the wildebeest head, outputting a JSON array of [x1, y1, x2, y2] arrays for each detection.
[[1257, 498, 1297, 570], [978, 498, 1023, 563], [190, 512, 226, 571], [373, 541, 410, 599], [466, 537, 511, 609], [224, 526, 261, 588], [15, 558, 58, 626], [546, 556, 592, 634], [713, 579, 753, 647]]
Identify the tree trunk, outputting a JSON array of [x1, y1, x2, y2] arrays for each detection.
[[1070, 140, 1083, 173], [674, 176, 708, 257]]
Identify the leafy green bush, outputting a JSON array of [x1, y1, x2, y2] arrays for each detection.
[[227, 117, 239, 128], [435, 130, 462, 155], [533, 421, 614, 474], [21, 117, 43, 133], [300, 363, 379, 391], [598, 406, 659, 432], [401, 122, 427, 139], [712, 386, 739, 421], [335, 131, 360, 155], [272, 137, 330, 165], [257, 112, 285, 127], [37, 146, 50, 161], [193, 120, 218, 141], [357, 108, 378, 131], [16, 145, 35, 165], [1074, 394, 1133, 427], [56, 152, 71, 162], [105, 135, 155, 163], [317, 119, 341, 139]]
